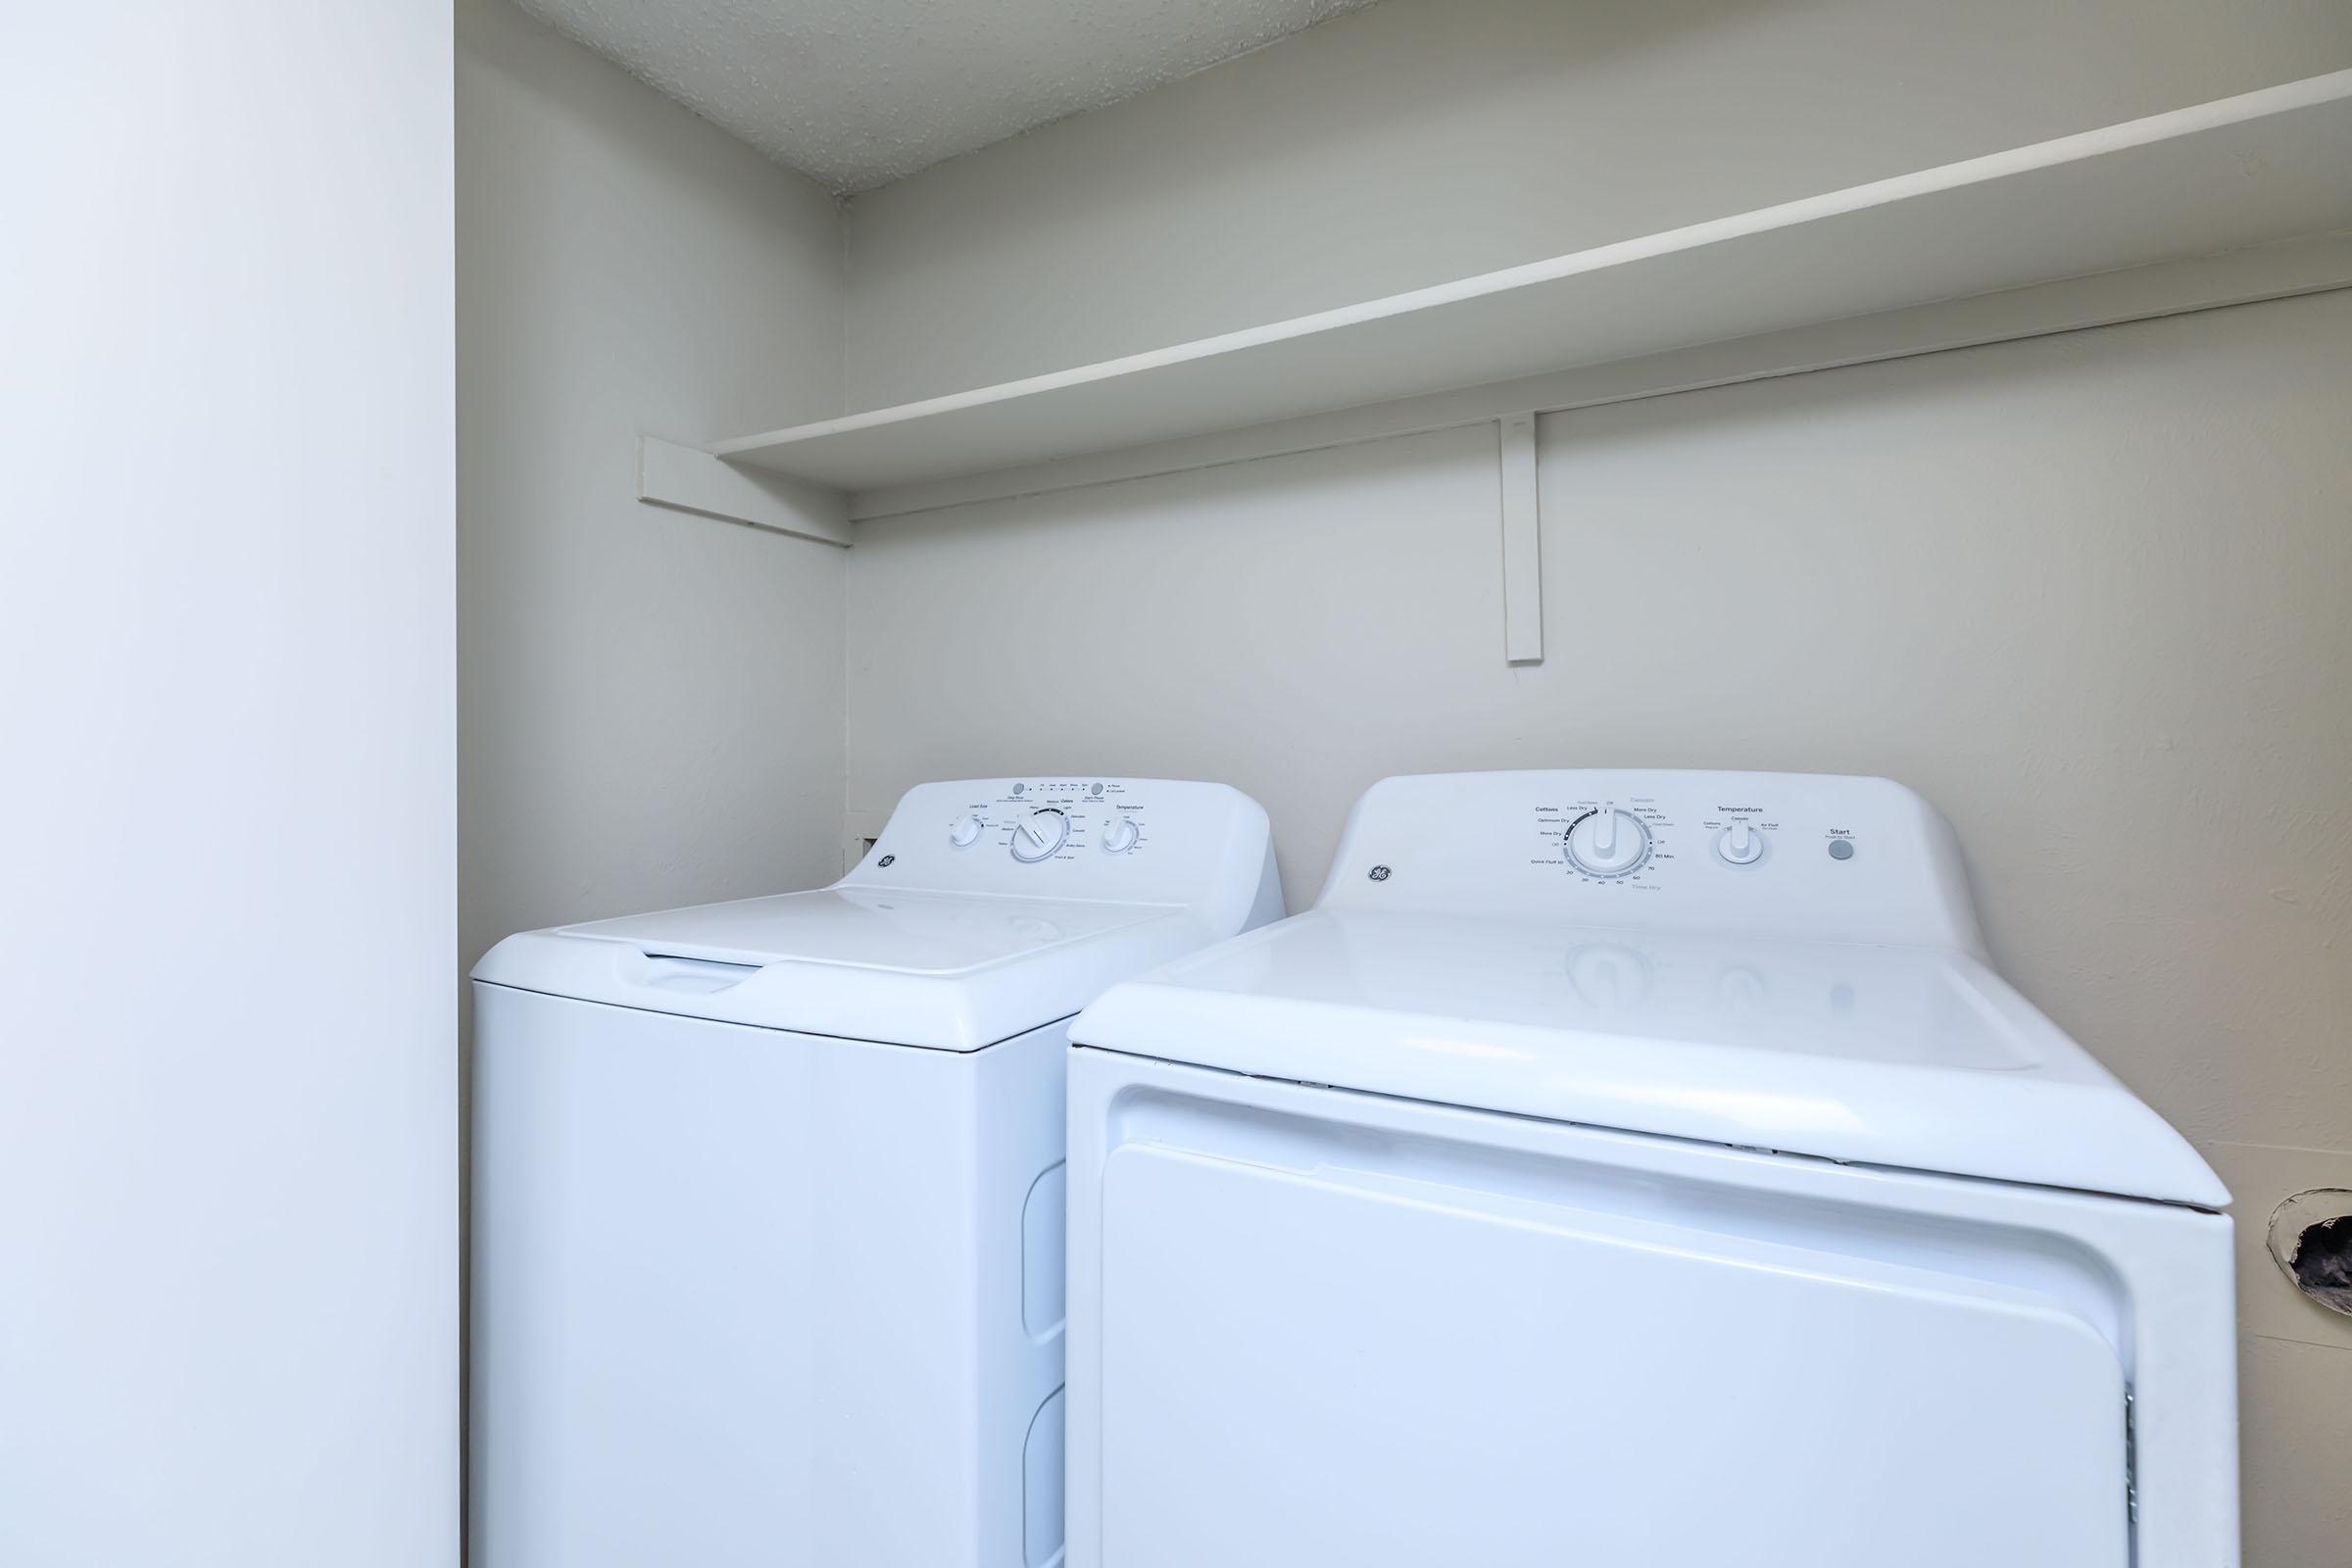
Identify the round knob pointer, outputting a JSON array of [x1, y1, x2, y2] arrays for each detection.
[[1101, 816, 1141, 854], [1010, 808, 1068, 862], [1717, 820, 1763, 865], [1566, 806, 1650, 877], [949, 814, 983, 849]]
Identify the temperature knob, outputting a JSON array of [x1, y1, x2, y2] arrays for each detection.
[[1009, 808, 1068, 862], [949, 814, 983, 849], [1717, 820, 1763, 865], [1565, 806, 1650, 877], [1101, 816, 1141, 854]]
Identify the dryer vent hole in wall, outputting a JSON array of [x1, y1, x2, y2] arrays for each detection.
[[2265, 1189, 2352, 1316], [2292, 1219, 2352, 1311]]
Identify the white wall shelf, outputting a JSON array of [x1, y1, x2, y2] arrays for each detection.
[[636, 436, 850, 546], [704, 72, 2352, 505]]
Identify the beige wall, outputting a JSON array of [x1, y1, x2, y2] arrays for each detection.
[[454, 1, 854, 1540], [458, 0, 848, 987], [845, 292, 2352, 1564], [839, 17, 2352, 1552], [843, 0, 2352, 408]]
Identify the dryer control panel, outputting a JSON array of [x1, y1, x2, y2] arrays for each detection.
[[1318, 770, 1983, 954]]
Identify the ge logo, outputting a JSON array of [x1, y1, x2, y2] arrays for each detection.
[[877, 854, 896, 867], [1368, 864, 1392, 882]]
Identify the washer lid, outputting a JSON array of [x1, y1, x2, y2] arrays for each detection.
[[564, 887, 1164, 972], [1071, 908, 2228, 1207], [475, 888, 1206, 1051]]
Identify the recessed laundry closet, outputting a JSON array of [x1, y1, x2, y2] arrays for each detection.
[[9, 2, 2352, 1565]]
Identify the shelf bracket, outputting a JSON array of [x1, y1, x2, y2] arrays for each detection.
[[1497, 414, 1544, 665], [637, 436, 851, 547]]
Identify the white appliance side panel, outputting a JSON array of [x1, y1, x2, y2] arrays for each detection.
[[1067, 1053, 2236, 1568], [470, 987, 1063, 1568], [970, 1017, 1078, 1568]]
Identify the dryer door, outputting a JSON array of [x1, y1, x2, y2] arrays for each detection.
[[1084, 1075, 2132, 1568]]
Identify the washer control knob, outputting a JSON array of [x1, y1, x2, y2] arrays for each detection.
[[1717, 820, 1763, 865], [1010, 808, 1069, 862], [1101, 816, 1141, 854], [949, 814, 983, 849], [1565, 806, 1650, 877]]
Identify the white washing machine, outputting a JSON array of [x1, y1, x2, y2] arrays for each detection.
[[1066, 770, 2236, 1568], [470, 777, 1281, 1568]]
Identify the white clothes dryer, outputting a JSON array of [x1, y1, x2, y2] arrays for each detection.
[[470, 777, 1280, 1568], [1066, 770, 2233, 1568]]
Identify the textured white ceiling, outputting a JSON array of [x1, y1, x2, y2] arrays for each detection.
[[514, 0, 1379, 193]]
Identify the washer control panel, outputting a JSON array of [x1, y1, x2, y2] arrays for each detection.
[[846, 778, 1276, 918], [944, 779, 1153, 863], [1324, 770, 1982, 952]]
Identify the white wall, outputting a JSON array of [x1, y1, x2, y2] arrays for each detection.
[[845, 291, 2352, 1565], [457, 0, 849, 987], [0, 5, 456, 1566], [844, 0, 2352, 408]]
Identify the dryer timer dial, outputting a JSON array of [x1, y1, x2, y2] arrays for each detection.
[[1565, 807, 1650, 877]]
